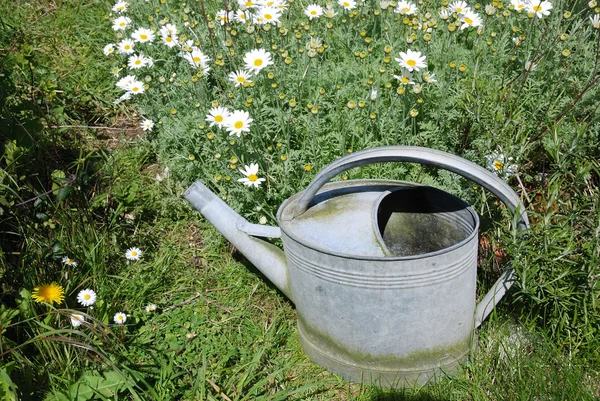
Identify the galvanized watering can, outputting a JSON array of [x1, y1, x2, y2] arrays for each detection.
[[184, 146, 529, 387]]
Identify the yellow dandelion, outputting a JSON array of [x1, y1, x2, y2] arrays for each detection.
[[32, 283, 65, 305]]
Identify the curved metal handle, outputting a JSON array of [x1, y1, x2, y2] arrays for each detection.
[[289, 146, 530, 326]]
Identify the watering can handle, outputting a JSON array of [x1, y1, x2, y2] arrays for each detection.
[[290, 146, 530, 327]]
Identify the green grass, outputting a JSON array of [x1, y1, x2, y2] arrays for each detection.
[[1, 0, 600, 400]]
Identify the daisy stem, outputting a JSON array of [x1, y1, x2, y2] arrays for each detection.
[[120, 325, 125, 342]]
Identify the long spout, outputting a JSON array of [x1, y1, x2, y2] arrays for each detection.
[[183, 181, 293, 302]]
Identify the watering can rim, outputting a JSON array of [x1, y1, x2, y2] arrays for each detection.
[[276, 179, 480, 261]]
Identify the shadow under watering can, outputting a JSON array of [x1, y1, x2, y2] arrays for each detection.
[[184, 146, 530, 388]]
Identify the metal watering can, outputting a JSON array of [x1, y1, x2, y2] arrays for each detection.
[[184, 146, 529, 387]]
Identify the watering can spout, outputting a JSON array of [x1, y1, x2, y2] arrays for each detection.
[[183, 181, 292, 302]]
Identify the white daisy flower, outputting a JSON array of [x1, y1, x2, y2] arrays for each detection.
[[141, 119, 154, 131], [486, 153, 517, 177], [439, 7, 450, 19], [161, 33, 178, 48], [448, 1, 471, 15], [131, 27, 155, 44], [113, 312, 127, 325], [393, 70, 415, 85], [114, 92, 132, 104], [370, 89, 378, 101], [77, 289, 97, 307], [238, 0, 257, 9], [228, 70, 253, 87], [257, 0, 286, 8], [422, 71, 437, 83], [186, 331, 197, 339], [234, 9, 251, 23], [526, 0, 552, 18], [62, 256, 77, 267], [590, 14, 600, 29], [306, 36, 323, 49], [145, 304, 157, 312], [460, 11, 483, 30], [182, 48, 211, 74], [485, 4, 496, 15], [111, 67, 122, 77], [254, 6, 282, 25], [125, 247, 142, 261], [70, 314, 85, 327], [394, 1, 418, 15], [128, 54, 147, 69], [215, 10, 234, 25], [243, 48, 273, 74], [206, 106, 230, 128], [162, 23, 178, 36], [224, 110, 253, 137], [103, 44, 115, 56], [395, 49, 427, 72], [112, 16, 131, 31], [116, 75, 136, 91], [510, 0, 527, 12], [325, 5, 337, 17], [128, 80, 145, 95], [117, 39, 135, 54], [338, 0, 356, 10], [112, 1, 129, 13], [238, 163, 266, 188], [304, 4, 324, 19]]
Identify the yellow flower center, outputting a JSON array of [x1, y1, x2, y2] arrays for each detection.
[[135, 60, 141, 65], [237, 76, 245, 82], [457, 7, 463, 12], [67, 259, 72, 264], [248, 174, 258, 182], [465, 17, 473, 24], [265, 13, 272, 19], [407, 59, 417, 66], [493, 161, 504, 170], [84, 294, 91, 300], [517, 4, 524, 8], [193, 56, 201, 63], [402, 77, 409, 83], [120, 22, 126, 27], [125, 45, 131, 50], [246, 1, 253, 6], [234, 121, 244, 129], [140, 34, 148, 40], [311, 10, 317, 15], [403, 7, 410, 12], [215, 115, 223, 122], [254, 59, 263, 66], [131, 251, 137, 256], [343, 1, 349, 6], [166, 37, 172, 42], [533, 5, 542, 11]]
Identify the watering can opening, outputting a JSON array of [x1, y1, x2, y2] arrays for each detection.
[[375, 186, 478, 257]]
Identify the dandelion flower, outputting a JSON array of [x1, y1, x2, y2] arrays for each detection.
[[112, 16, 131, 31], [305, 4, 324, 19], [228, 70, 253, 87], [395, 49, 427, 72], [224, 110, 253, 137], [141, 119, 154, 131], [395, 1, 418, 15], [449, 1, 471, 15], [510, 0, 527, 12], [590, 14, 600, 29], [243, 49, 273, 74], [112, 1, 128, 13], [145, 304, 157, 312], [32, 283, 65, 305], [113, 312, 127, 324], [103, 44, 115, 56], [460, 11, 483, 30], [238, 163, 266, 188], [206, 106, 230, 128], [526, 0, 552, 18], [70, 314, 85, 327], [77, 289, 97, 306], [131, 27, 155, 44], [62, 256, 77, 267], [338, 0, 357, 10], [125, 247, 142, 261], [117, 39, 135, 54]]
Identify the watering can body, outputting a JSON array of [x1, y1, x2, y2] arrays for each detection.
[[184, 146, 529, 387]]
